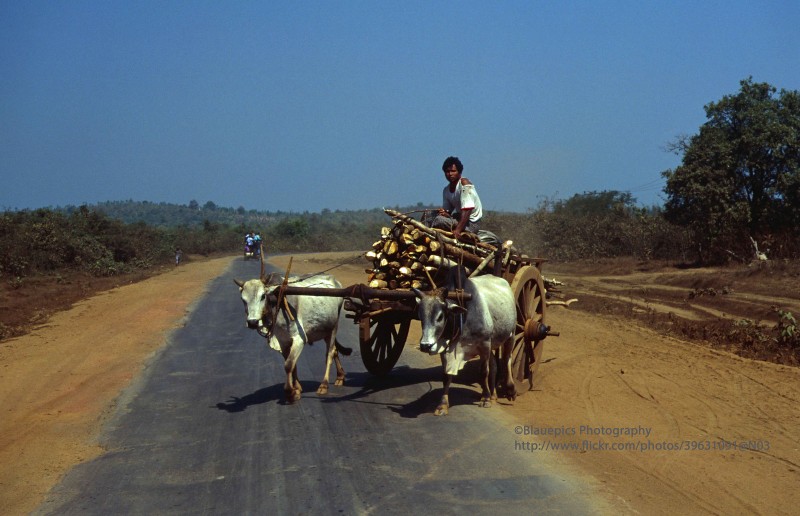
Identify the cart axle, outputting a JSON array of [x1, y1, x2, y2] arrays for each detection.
[[523, 319, 559, 342]]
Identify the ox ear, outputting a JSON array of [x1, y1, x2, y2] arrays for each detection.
[[234, 278, 245, 289]]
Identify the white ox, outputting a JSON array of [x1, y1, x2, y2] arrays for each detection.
[[413, 274, 516, 416], [235, 273, 351, 403]]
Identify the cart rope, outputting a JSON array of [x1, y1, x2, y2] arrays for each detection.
[[273, 253, 365, 286]]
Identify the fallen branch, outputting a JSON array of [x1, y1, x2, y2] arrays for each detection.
[[546, 298, 579, 308], [725, 249, 747, 263]]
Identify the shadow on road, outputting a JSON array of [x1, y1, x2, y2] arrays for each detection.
[[213, 360, 495, 418], [214, 381, 318, 412]]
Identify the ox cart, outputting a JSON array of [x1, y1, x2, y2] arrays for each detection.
[[272, 209, 558, 394]]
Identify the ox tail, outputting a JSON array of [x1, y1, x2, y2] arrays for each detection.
[[335, 339, 353, 356]]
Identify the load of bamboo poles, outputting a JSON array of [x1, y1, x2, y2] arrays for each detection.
[[364, 209, 507, 290]]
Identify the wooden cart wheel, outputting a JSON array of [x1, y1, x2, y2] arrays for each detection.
[[507, 265, 546, 394], [359, 314, 410, 376]]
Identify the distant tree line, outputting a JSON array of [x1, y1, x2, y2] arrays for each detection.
[[488, 192, 691, 262], [60, 200, 399, 231], [0, 203, 432, 279], [0, 205, 237, 278], [2, 194, 685, 282]]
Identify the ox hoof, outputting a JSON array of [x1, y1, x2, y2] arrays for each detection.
[[480, 398, 493, 408], [287, 389, 302, 403], [434, 404, 449, 416], [316, 383, 329, 395], [334, 377, 345, 387], [505, 385, 517, 402]]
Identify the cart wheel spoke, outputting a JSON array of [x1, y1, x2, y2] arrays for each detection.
[[360, 315, 410, 376], [507, 266, 546, 394]]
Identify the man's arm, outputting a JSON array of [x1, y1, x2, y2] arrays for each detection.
[[452, 207, 472, 239], [440, 185, 454, 216], [452, 177, 477, 239]]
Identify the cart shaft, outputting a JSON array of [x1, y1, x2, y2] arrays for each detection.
[[277, 283, 472, 302]]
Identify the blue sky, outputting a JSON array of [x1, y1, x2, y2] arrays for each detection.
[[2, 1, 798, 213]]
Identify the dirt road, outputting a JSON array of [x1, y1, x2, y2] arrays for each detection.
[[1, 253, 798, 515], [0, 257, 232, 515]]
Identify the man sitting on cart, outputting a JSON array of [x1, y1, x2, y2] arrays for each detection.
[[428, 156, 483, 240]]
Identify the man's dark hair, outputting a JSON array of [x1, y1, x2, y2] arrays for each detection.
[[442, 156, 463, 173]]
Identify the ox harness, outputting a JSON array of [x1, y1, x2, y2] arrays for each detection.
[[258, 292, 310, 345], [258, 264, 311, 345], [443, 293, 467, 353], [422, 287, 467, 355]]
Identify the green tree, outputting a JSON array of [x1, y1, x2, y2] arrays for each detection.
[[662, 78, 800, 262], [273, 218, 310, 239], [553, 190, 636, 216]]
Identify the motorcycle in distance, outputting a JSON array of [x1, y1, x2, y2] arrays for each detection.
[[243, 234, 262, 261]]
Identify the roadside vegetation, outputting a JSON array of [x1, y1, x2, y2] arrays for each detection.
[[0, 195, 690, 282], [2, 77, 799, 355]]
